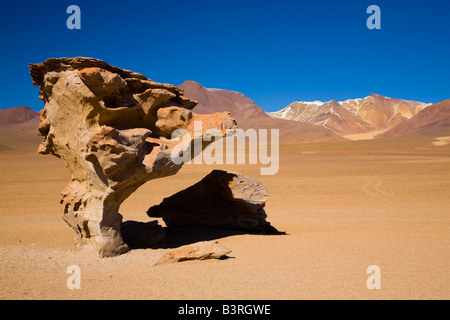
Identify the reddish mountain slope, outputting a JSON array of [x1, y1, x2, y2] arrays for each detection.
[[178, 80, 343, 143], [0, 107, 39, 127], [377, 100, 450, 138], [0, 107, 41, 152]]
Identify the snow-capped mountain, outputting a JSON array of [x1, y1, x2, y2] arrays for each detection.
[[269, 94, 431, 136]]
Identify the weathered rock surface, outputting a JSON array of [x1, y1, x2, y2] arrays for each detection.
[[155, 241, 231, 265], [30, 57, 237, 257], [147, 170, 279, 233]]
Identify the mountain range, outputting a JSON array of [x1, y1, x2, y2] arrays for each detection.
[[0, 81, 449, 152], [269, 94, 432, 137], [179, 81, 449, 142]]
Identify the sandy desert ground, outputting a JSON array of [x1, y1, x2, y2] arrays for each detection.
[[0, 138, 449, 300]]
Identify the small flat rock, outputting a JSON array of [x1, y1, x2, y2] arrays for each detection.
[[155, 241, 231, 265]]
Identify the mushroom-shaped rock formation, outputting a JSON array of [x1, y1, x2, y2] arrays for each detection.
[[147, 170, 279, 233], [30, 57, 237, 257]]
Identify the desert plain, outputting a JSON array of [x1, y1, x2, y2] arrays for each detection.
[[0, 136, 449, 299]]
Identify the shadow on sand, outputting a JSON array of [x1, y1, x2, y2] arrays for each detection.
[[121, 220, 286, 250]]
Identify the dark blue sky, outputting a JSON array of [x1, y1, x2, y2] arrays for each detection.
[[0, 0, 449, 112]]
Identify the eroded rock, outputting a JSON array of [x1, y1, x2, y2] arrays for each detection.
[[30, 57, 237, 257], [147, 170, 279, 233]]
